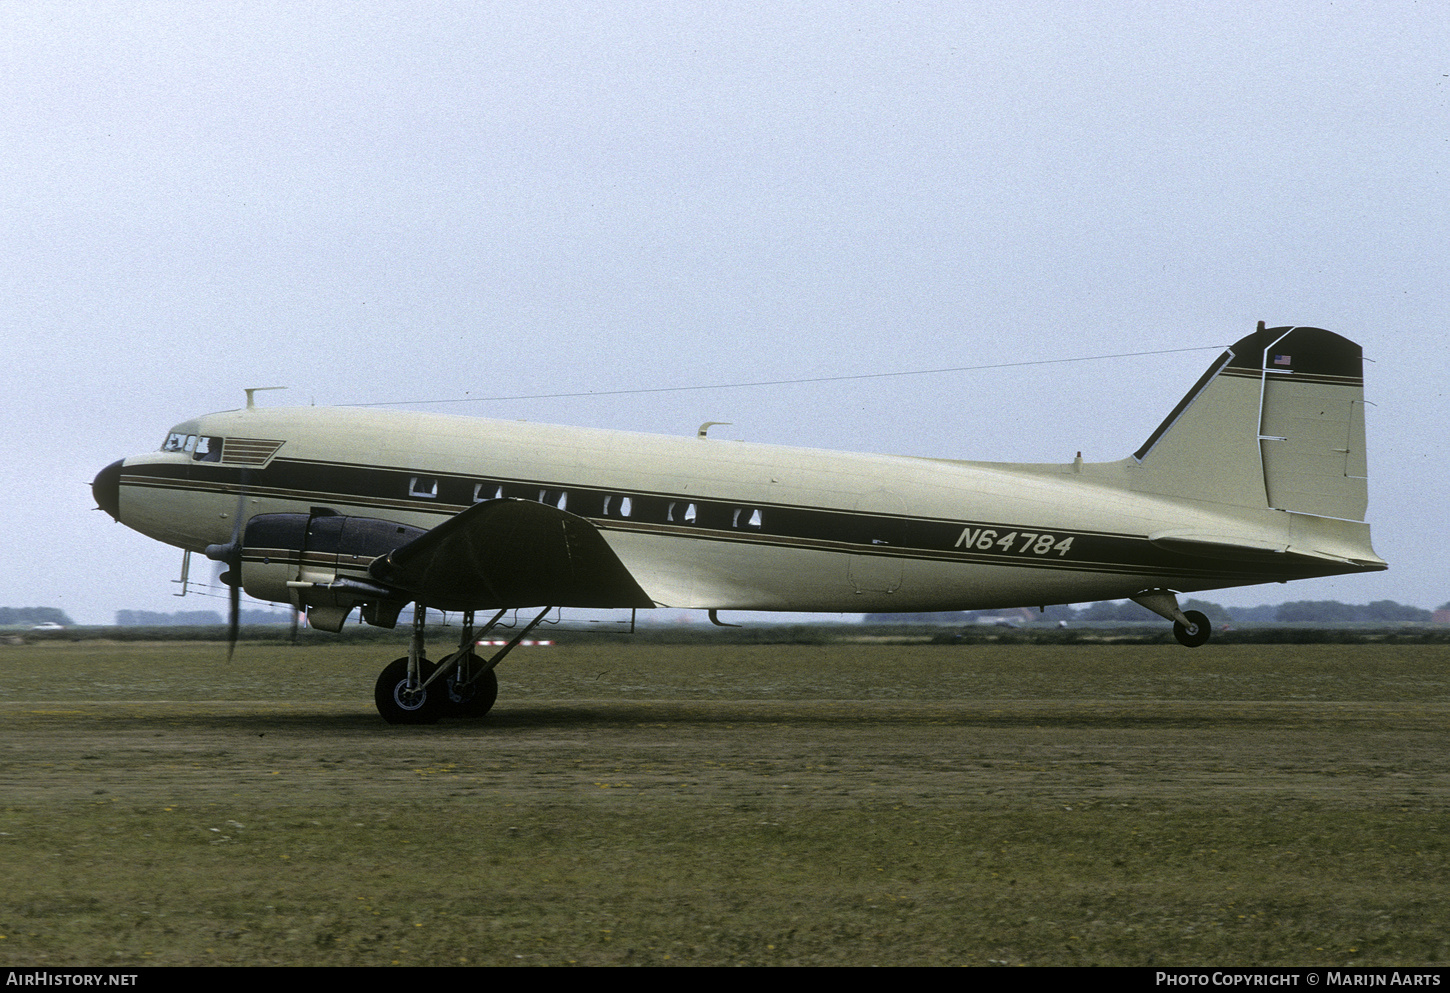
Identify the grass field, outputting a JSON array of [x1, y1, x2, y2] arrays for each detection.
[[0, 639, 1446, 966]]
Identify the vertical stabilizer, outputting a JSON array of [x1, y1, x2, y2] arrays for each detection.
[[1131, 324, 1369, 521]]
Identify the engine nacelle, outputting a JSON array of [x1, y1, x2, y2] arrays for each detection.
[[230, 511, 427, 631]]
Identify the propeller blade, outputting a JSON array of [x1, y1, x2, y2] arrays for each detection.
[[227, 575, 240, 660], [224, 470, 249, 660]]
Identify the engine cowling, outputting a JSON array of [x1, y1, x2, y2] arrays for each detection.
[[211, 511, 428, 631]]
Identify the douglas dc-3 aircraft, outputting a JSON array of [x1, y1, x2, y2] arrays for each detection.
[[93, 323, 1385, 724]]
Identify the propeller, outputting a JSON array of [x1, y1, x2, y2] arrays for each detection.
[[226, 552, 240, 658], [204, 470, 250, 660]]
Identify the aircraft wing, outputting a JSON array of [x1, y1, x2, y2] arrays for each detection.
[[368, 499, 655, 611]]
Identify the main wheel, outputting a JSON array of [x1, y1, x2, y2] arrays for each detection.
[[374, 656, 442, 725], [442, 653, 499, 718], [1173, 610, 1212, 648]]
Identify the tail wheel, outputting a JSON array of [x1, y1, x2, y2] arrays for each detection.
[[444, 654, 499, 718], [1173, 610, 1212, 648], [374, 656, 442, 724]]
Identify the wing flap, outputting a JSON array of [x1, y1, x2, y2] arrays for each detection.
[[369, 499, 654, 610]]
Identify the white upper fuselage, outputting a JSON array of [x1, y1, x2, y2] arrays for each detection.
[[106, 404, 1379, 614]]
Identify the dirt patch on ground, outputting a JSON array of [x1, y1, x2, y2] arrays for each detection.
[[2, 696, 1446, 812]]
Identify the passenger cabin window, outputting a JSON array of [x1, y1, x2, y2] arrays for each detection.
[[473, 483, 504, 503], [732, 507, 763, 528], [603, 495, 634, 518], [668, 501, 697, 524], [409, 476, 438, 499]]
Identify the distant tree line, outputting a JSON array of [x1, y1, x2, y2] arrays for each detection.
[[114, 609, 294, 626], [1257, 600, 1432, 623], [865, 599, 1436, 624], [0, 607, 76, 626]]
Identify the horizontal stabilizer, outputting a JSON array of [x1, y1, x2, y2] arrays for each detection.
[[369, 499, 654, 610], [1149, 530, 1386, 572], [1148, 531, 1290, 560]]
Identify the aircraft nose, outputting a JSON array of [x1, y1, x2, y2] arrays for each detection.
[[92, 459, 123, 520]]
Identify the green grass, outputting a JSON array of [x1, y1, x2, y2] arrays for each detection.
[[0, 641, 1447, 966], [4, 799, 1444, 966]]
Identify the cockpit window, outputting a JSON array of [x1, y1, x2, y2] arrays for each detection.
[[161, 433, 223, 461], [160, 430, 282, 466]]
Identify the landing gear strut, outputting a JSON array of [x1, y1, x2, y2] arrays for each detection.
[[435, 609, 500, 718], [372, 604, 554, 724], [373, 603, 442, 725], [1131, 589, 1212, 648]]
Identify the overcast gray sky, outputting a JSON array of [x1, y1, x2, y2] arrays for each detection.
[[3, 1, 1446, 625]]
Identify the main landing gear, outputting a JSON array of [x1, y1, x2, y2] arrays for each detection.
[[373, 603, 554, 725], [1130, 589, 1212, 648]]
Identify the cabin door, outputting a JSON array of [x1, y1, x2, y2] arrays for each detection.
[[848, 488, 906, 595]]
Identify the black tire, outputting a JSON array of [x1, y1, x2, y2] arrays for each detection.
[[442, 653, 499, 718], [1173, 610, 1212, 648], [374, 656, 442, 725]]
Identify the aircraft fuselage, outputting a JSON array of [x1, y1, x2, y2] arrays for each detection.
[[94, 402, 1381, 617]]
